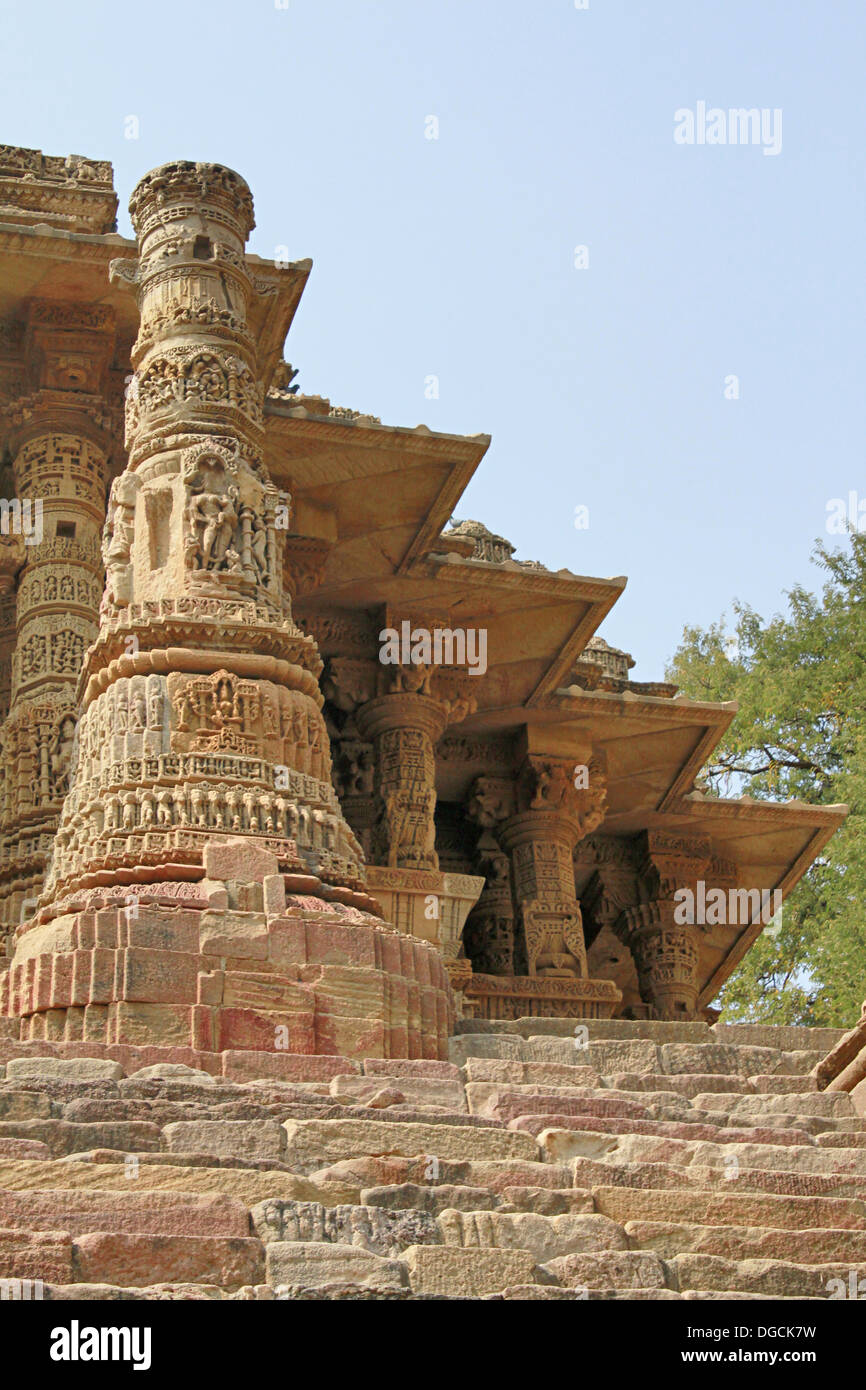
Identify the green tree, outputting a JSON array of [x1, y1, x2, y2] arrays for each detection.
[[666, 532, 866, 1027]]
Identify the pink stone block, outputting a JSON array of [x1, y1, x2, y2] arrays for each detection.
[[90, 947, 117, 1005], [203, 838, 279, 883], [305, 919, 377, 968], [50, 954, 74, 1010], [94, 910, 120, 949], [215, 1006, 315, 1054], [121, 948, 198, 1004], [315, 1010, 386, 1059], [121, 910, 200, 954], [199, 915, 269, 960], [377, 934, 404, 976], [71, 950, 92, 1008], [267, 918, 307, 971], [72, 1232, 264, 1289], [34, 954, 53, 1012], [75, 915, 97, 950], [197, 971, 224, 1005], [262, 873, 286, 917]]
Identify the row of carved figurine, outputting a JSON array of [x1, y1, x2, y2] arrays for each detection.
[[59, 787, 344, 841]]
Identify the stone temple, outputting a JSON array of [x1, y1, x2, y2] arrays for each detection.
[[0, 147, 860, 1303]]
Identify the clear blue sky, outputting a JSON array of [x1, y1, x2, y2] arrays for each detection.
[[2, 0, 863, 680]]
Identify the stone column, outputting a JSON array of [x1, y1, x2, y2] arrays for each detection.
[[462, 775, 517, 976], [498, 754, 607, 979], [0, 303, 116, 936], [0, 536, 24, 724], [33, 161, 369, 910], [324, 657, 483, 981], [357, 687, 448, 871], [618, 831, 718, 1020]]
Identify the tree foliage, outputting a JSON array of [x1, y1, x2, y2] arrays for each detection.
[[666, 533, 866, 1026]]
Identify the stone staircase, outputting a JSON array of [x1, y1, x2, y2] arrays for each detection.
[[0, 1017, 863, 1300]]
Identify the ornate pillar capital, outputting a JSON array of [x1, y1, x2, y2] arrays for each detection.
[[356, 690, 449, 744]]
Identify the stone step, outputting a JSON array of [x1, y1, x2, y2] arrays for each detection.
[[0, 1119, 162, 1157], [72, 1232, 265, 1288], [626, 1218, 866, 1264], [451, 1031, 832, 1081], [541, 1248, 669, 1290], [541, 1127, 866, 1176], [747, 1074, 820, 1094], [816, 1131, 866, 1148], [43, 1282, 233, 1301], [253, 1197, 441, 1254], [220, 1052, 361, 1085], [509, 1113, 814, 1148], [466, 1083, 656, 1122], [486, 1285, 667, 1300], [0, 1137, 50, 1159], [569, 1154, 866, 1199], [0, 1091, 55, 1120], [657, 1043, 782, 1077], [464, 1079, 853, 1136], [0, 1187, 251, 1238], [593, 1184, 866, 1231], [494, 1185, 598, 1216], [0, 1157, 360, 1206], [360, 1182, 508, 1215], [311, 1155, 572, 1198], [711, 1023, 846, 1052], [694, 1091, 856, 1118], [282, 1118, 539, 1175], [0, 1227, 74, 1282], [599, 1073, 753, 1098], [462, 1058, 602, 1088], [0, 1022, 857, 1300], [162, 1119, 287, 1162], [435, 1209, 626, 1262], [6, 1058, 125, 1084], [404, 1244, 540, 1296], [669, 1251, 866, 1298], [265, 1240, 412, 1294], [329, 1074, 466, 1112]]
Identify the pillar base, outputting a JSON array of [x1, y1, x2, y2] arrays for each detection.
[[463, 972, 621, 1021], [364, 865, 484, 957], [1, 840, 455, 1061]]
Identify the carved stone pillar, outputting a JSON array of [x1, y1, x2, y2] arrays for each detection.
[[618, 831, 723, 1020], [32, 162, 368, 906], [576, 835, 644, 1015], [327, 715, 376, 859], [627, 905, 703, 1019], [499, 754, 607, 979], [462, 775, 517, 976], [357, 687, 448, 871], [0, 537, 24, 724], [0, 302, 116, 935], [324, 655, 483, 985]]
